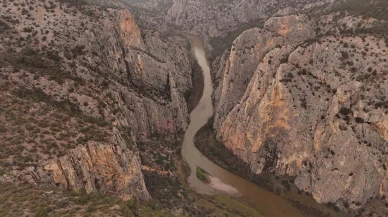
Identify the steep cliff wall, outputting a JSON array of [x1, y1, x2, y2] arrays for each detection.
[[214, 15, 317, 131], [0, 0, 193, 201], [213, 13, 388, 207]]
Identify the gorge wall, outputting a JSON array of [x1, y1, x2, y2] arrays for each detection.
[[0, 0, 194, 201], [213, 12, 388, 208]]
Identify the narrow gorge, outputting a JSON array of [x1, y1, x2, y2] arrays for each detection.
[[183, 35, 304, 217], [0, 0, 388, 216]]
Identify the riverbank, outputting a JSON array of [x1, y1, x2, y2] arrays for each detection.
[[182, 35, 306, 217], [193, 120, 355, 217], [172, 156, 264, 216]]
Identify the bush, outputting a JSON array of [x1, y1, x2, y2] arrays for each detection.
[[333, 205, 340, 212], [83, 116, 109, 127], [0, 125, 7, 133], [196, 167, 210, 184], [35, 206, 48, 217], [341, 51, 349, 59], [71, 45, 86, 57], [46, 50, 62, 61], [281, 180, 291, 191], [339, 107, 352, 116], [184, 90, 191, 102], [57, 0, 86, 5], [355, 117, 364, 123], [0, 20, 10, 33], [23, 27, 33, 33]]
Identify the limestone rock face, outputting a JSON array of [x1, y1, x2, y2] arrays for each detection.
[[119, 10, 145, 49], [0, 0, 193, 201], [6, 129, 150, 201], [213, 13, 388, 206], [214, 15, 316, 131]]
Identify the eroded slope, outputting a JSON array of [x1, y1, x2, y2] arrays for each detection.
[[0, 0, 194, 202]]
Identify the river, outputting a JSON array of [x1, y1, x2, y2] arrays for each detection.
[[181, 35, 305, 217]]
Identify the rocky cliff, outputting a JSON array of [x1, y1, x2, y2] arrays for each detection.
[[213, 10, 388, 208], [133, 0, 332, 38], [0, 0, 193, 201]]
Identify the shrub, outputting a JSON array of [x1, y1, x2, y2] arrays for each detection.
[[196, 167, 210, 184], [184, 90, 191, 102], [355, 117, 364, 123], [71, 45, 86, 57], [46, 50, 61, 61], [57, 0, 87, 6], [35, 206, 48, 217], [23, 27, 33, 33], [64, 50, 73, 60], [339, 125, 348, 131], [281, 180, 291, 191], [83, 116, 109, 127], [0, 20, 10, 33], [0, 125, 7, 133], [339, 107, 352, 115], [341, 51, 349, 59]]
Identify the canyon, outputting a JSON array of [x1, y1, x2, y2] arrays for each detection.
[[0, 0, 388, 216]]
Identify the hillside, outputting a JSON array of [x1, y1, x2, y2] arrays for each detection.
[[0, 0, 199, 215]]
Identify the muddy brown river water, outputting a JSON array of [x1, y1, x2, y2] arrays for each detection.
[[181, 35, 305, 217]]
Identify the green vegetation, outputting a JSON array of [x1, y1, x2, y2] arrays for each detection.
[[318, 0, 388, 43], [0, 125, 6, 133], [3, 47, 84, 85], [184, 90, 191, 102], [328, 0, 388, 21], [0, 183, 179, 217], [142, 169, 210, 215], [14, 87, 109, 127], [0, 20, 10, 33], [0, 87, 111, 172], [197, 195, 263, 217], [57, 0, 87, 5], [196, 167, 211, 184]]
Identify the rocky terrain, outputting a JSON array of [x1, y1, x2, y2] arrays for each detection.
[[0, 0, 278, 216], [0, 0, 200, 214], [2, 0, 388, 216], [212, 0, 388, 212], [131, 0, 332, 37]]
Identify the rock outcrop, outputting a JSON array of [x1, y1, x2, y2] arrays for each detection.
[[4, 129, 150, 201], [214, 15, 317, 130], [213, 13, 388, 207]]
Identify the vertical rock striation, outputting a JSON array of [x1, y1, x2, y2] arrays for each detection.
[[213, 13, 388, 206]]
